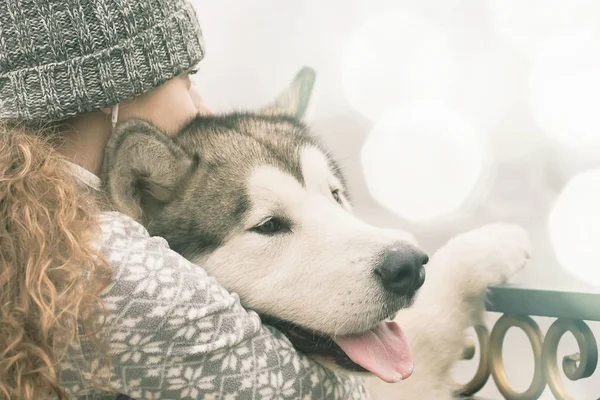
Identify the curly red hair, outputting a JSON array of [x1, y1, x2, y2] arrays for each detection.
[[0, 122, 112, 399]]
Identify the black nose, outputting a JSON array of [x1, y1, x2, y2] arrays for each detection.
[[374, 247, 428, 295]]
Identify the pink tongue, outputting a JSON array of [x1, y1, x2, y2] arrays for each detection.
[[334, 320, 413, 383]]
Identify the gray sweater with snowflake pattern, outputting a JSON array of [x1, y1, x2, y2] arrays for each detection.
[[60, 207, 368, 399]]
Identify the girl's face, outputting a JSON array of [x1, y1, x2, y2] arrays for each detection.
[[118, 67, 209, 135]]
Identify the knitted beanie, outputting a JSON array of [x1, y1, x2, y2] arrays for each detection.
[[0, 0, 205, 121]]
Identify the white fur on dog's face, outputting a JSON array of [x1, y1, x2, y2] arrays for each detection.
[[194, 146, 417, 336]]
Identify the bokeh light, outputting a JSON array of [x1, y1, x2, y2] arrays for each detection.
[[528, 27, 600, 150], [549, 169, 600, 287], [341, 11, 458, 121], [455, 44, 522, 131], [488, 0, 600, 56], [361, 104, 488, 222]]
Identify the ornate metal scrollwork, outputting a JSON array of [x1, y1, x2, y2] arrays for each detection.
[[456, 316, 599, 399], [454, 325, 491, 397], [488, 314, 546, 400], [542, 319, 598, 400]]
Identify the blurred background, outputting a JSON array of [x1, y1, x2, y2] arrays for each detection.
[[190, 0, 600, 398]]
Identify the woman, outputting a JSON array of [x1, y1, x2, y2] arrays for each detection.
[[0, 1, 368, 399]]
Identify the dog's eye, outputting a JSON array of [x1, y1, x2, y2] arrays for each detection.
[[253, 218, 284, 234], [331, 189, 342, 205]]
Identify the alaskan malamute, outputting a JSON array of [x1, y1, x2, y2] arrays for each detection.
[[102, 67, 530, 399]]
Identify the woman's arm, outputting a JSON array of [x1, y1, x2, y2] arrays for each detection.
[[62, 211, 368, 399]]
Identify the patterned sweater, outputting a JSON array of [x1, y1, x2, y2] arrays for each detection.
[[60, 165, 368, 399]]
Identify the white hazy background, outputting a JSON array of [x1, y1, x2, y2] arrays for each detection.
[[190, 1, 600, 398]]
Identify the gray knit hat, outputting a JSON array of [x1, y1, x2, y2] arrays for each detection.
[[0, 0, 205, 121]]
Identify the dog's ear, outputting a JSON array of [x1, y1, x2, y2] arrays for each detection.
[[101, 119, 199, 222], [258, 66, 316, 119]]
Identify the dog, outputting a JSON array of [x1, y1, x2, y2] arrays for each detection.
[[101, 67, 531, 399]]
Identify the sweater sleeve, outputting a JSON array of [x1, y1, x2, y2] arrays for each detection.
[[62, 211, 368, 400]]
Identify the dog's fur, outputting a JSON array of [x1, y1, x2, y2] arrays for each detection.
[[101, 67, 531, 399]]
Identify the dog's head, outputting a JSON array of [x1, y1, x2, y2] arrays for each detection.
[[101, 67, 428, 383]]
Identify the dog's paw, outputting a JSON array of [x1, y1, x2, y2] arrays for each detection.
[[445, 223, 531, 287], [472, 222, 531, 272]]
